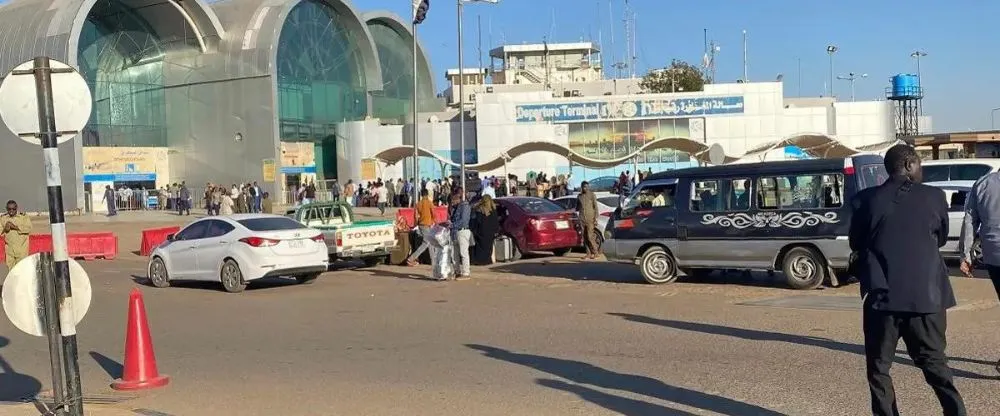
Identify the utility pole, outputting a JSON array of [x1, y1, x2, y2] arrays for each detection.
[[826, 45, 838, 98]]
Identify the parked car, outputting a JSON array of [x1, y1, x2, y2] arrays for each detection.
[[603, 155, 888, 289], [551, 192, 619, 239], [926, 181, 982, 264], [922, 159, 1000, 185], [147, 214, 329, 293], [496, 197, 581, 259], [287, 201, 396, 267]]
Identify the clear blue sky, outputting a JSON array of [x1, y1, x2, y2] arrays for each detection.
[[355, 0, 996, 133]]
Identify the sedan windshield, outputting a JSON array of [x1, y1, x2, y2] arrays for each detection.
[[238, 217, 307, 231], [511, 198, 565, 214]]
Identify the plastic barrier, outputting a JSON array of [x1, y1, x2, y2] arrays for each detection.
[[433, 206, 449, 223], [1, 233, 117, 262], [396, 208, 416, 229], [140, 226, 180, 256]]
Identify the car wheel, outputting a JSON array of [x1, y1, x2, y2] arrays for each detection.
[[220, 259, 247, 293], [148, 257, 170, 288], [639, 246, 679, 284], [552, 248, 571, 257], [296, 274, 319, 284], [782, 247, 826, 290]]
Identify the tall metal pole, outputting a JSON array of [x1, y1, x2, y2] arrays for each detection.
[[33, 56, 84, 416], [411, 16, 420, 207], [742, 30, 748, 82], [797, 57, 802, 97], [39, 252, 68, 416], [457, 0, 467, 199]]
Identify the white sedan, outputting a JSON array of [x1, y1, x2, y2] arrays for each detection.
[[552, 192, 619, 234], [147, 214, 329, 293]]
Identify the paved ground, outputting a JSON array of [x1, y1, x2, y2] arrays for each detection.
[[1, 213, 1000, 415]]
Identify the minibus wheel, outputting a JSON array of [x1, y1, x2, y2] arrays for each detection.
[[782, 247, 826, 290], [639, 246, 679, 284]]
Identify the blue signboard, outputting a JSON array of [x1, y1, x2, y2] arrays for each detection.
[[783, 146, 811, 160], [279, 166, 317, 174], [515, 96, 744, 123], [83, 173, 157, 182]]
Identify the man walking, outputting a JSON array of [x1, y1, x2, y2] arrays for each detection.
[[178, 182, 191, 216], [959, 164, 1000, 372], [448, 193, 472, 280], [2, 200, 32, 271], [576, 181, 601, 259], [849, 144, 966, 416]]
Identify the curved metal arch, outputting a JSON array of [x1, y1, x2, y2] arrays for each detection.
[[741, 133, 902, 161], [370, 137, 741, 172], [67, 0, 225, 63], [361, 11, 436, 94], [269, 0, 385, 94]]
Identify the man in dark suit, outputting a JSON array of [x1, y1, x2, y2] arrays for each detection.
[[849, 144, 966, 416]]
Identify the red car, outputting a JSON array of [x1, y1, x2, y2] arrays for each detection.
[[496, 197, 580, 258]]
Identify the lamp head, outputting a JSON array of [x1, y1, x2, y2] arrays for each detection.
[[826, 45, 838, 54]]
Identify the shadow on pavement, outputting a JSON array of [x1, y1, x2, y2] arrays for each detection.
[[0, 336, 43, 402], [130, 275, 302, 292], [466, 344, 784, 415], [609, 313, 997, 381], [536, 379, 699, 415], [490, 260, 646, 284], [89, 351, 123, 379]]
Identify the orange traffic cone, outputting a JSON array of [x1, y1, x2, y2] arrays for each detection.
[[111, 288, 170, 390]]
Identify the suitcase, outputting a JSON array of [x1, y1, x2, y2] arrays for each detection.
[[494, 235, 515, 263]]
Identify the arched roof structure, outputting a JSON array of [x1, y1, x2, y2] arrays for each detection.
[[210, 0, 384, 94], [0, 0, 224, 72], [362, 11, 435, 96], [371, 135, 904, 171]]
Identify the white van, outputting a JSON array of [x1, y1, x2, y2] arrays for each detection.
[[922, 159, 1000, 184]]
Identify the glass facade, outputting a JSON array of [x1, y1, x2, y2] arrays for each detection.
[[367, 21, 433, 123], [277, 0, 369, 180], [77, 0, 170, 147]]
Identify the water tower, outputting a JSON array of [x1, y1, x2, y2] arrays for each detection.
[[885, 74, 923, 137]]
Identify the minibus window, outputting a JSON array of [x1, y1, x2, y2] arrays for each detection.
[[690, 178, 750, 212], [757, 174, 844, 210], [622, 183, 676, 214]]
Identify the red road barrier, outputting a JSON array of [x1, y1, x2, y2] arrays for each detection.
[[112, 288, 170, 391], [140, 226, 180, 256], [396, 208, 416, 229], [0, 233, 117, 262], [433, 206, 448, 223]]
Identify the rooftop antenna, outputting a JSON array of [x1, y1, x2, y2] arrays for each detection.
[[702, 29, 720, 84], [608, 0, 618, 78]]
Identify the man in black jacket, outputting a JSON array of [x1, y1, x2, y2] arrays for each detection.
[[849, 144, 966, 416]]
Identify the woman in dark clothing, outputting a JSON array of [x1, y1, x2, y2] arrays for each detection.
[[470, 195, 500, 265]]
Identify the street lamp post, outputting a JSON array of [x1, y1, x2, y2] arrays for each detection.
[[826, 45, 838, 98], [911, 50, 927, 84], [836, 72, 868, 102], [991, 107, 1000, 130], [458, 0, 498, 200]]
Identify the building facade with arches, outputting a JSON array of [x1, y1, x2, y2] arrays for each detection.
[[0, 0, 437, 211]]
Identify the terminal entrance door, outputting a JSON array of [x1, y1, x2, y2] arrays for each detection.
[[315, 134, 337, 181]]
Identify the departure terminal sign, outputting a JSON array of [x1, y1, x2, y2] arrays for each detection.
[[515, 96, 744, 123]]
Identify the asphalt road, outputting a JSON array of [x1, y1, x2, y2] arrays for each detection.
[[1, 213, 999, 415]]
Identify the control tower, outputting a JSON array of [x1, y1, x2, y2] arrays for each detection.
[[885, 74, 923, 137]]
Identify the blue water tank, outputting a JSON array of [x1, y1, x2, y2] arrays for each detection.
[[891, 74, 920, 98]]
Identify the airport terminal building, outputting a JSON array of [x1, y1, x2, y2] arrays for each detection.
[[0, 0, 438, 211], [0, 1, 908, 212]]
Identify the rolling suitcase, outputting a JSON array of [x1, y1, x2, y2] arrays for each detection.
[[494, 235, 514, 263]]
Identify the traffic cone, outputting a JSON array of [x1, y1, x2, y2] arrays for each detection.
[[111, 288, 170, 390]]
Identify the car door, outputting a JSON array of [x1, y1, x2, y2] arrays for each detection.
[[195, 220, 237, 279], [166, 220, 210, 278]]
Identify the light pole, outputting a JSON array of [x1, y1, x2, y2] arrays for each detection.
[[826, 45, 838, 98], [910, 50, 927, 84], [991, 107, 1000, 130], [836, 72, 867, 102], [458, 0, 498, 200]]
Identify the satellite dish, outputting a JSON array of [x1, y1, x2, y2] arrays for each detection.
[[708, 143, 725, 165]]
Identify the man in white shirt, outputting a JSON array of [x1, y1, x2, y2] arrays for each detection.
[[425, 180, 438, 205], [376, 183, 389, 216]]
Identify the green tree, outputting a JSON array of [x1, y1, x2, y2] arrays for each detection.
[[640, 59, 706, 93]]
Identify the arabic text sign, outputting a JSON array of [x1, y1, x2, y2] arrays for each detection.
[[515, 96, 744, 123]]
